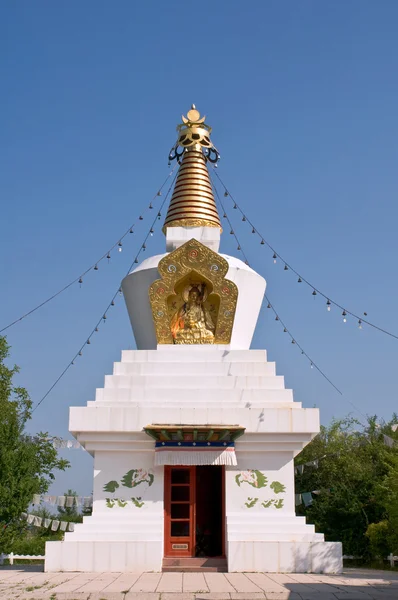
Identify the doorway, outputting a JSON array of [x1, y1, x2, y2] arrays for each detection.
[[164, 465, 224, 558]]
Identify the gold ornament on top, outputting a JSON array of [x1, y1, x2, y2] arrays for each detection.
[[164, 105, 221, 233], [149, 238, 238, 345], [169, 104, 219, 160], [175, 104, 213, 150]]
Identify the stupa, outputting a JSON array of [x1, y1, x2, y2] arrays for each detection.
[[45, 106, 342, 573]]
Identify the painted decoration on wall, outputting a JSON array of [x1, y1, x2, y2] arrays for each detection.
[[103, 469, 154, 509], [245, 497, 259, 508], [235, 470, 268, 488], [121, 469, 154, 488], [261, 499, 284, 509], [235, 470, 286, 509], [270, 481, 286, 494]]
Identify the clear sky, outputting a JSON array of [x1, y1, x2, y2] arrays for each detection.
[[1, 2, 398, 495]]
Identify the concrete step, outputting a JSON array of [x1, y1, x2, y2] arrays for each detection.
[[121, 349, 268, 363], [162, 557, 227, 572], [96, 387, 293, 403], [227, 533, 325, 542], [113, 361, 276, 377], [63, 532, 162, 541], [104, 374, 285, 390], [88, 400, 300, 409]]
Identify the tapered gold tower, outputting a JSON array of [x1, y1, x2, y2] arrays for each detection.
[[163, 106, 221, 231]]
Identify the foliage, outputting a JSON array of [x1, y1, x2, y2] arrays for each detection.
[[366, 453, 398, 556], [295, 414, 398, 558], [0, 336, 69, 550], [366, 520, 391, 558], [57, 489, 82, 521], [8, 535, 49, 556]]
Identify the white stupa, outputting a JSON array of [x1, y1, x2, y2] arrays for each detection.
[[45, 106, 342, 573]]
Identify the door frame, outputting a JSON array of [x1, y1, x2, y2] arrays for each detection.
[[164, 465, 226, 558], [164, 465, 196, 557]]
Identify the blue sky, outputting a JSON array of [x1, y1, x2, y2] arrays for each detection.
[[1, 2, 398, 495]]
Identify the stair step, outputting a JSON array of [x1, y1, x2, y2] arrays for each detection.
[[162, 565, 227, 572], [162, 557, 227, 572]]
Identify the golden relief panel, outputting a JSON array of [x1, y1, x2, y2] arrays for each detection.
[[149, 239, 238, 345]]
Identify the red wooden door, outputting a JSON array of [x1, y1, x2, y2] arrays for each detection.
[[164, 466, 196, 557]]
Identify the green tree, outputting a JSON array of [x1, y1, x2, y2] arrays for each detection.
[[295, 415, 398, 558], [366, 450, 398, 557], [0, 336, 69, 550], [57, 489, 82, 523]]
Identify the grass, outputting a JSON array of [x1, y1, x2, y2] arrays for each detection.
[[343, 558, 398, 571], [25, 584, 43, 591]]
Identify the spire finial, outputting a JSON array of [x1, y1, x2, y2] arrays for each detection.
[[169, 105, 219, 162], [180, 104, 207, 128], [163, 107, 222, 233]]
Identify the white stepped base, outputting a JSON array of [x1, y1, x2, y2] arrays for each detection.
[[45, 539, 342, 573], [57, 346, 342, 574], [104, 374, 285, 390], [63, 514, 162, 542], [95, 387, 294, 403], [114, 360, 276, 376], [89, 400, 299, 410], [121, 348, 268, 362], [226, 514, 323, 542], [71, 405, 317, 439], [45, 540, 161, 572], [228, 541, 343, 573]]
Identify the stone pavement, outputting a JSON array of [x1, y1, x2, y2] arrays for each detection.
[[1, 567, 398, 600]]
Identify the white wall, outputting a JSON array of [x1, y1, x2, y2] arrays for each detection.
[[226, 452, 295, 516], [93, 451, 162, 514]]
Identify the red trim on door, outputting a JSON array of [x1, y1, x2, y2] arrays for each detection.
[[164, 466, 195, 557], [221, 465, 226, 558]]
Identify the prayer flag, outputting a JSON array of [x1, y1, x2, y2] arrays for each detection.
[[302, 492, 313, 507], [51, 520, 60, 531]]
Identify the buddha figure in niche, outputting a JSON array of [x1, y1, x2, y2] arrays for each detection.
[[170, 283, 215, 344]]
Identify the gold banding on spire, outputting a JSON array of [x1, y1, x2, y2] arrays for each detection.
[[163, 106, 221, 233]]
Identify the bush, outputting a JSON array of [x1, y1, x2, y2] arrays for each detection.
[[8, 536, 47, 556], [366, 520, 391, 559]]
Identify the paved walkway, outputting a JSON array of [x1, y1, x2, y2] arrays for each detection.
[[1, 567, 398, 600]]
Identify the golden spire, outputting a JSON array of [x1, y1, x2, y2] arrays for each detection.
[[163, 106, 221, 232]]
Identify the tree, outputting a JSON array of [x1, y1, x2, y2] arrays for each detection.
[[366, 451, 398, 557], [295, 415, 398, 558], [0, 336, 69, 550], [57, 489, 82, 523]]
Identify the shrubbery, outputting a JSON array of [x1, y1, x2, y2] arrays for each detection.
[[296, 415, 398, 560]]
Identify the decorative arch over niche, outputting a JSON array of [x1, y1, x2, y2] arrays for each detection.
[[149, 239, 238, 345]]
